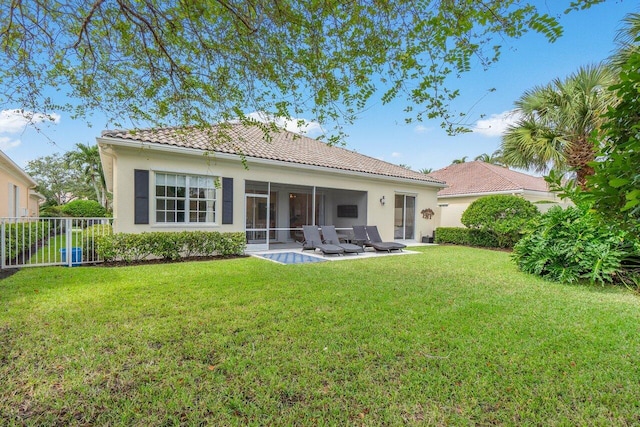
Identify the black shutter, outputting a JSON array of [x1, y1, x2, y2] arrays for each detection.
[[222, 177, 233, 224], [134, 169, 149, 224]]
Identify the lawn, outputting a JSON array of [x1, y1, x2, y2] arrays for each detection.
[[26, 232, 83, 265], [1, 246, 639, 425]]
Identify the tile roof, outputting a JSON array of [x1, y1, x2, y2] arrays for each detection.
[[101, 123, 445, 185], [428, 161, 550, 196]]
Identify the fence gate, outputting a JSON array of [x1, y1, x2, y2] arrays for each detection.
[[1, 217, 113, 269]]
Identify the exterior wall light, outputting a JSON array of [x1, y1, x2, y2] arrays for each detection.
[[379, 196, 386, 206]]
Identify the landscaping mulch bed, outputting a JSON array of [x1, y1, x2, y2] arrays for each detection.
[[0, 268, 19, 280], [99, 254, 249, 268]]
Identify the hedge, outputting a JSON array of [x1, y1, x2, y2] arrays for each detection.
[[3, 221, 52, 261], [96, 231, 246, 262], [435, 227, 470, 245], [435, 227, 500, 248], [82, 223, 114, 261]]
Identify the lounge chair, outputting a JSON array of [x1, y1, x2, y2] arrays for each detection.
[[320, 225, 364, 254], [352, 225, 371, 248], [353, 225, 406, 252], [366, 225, 406, 252], [302, 226, 344, 256]]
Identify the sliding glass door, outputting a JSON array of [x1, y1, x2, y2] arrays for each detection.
[[394, 194, 415, 240], [245, 194, 269, 251]]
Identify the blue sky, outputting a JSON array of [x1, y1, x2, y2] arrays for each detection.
[[1, 1, 637, 172]]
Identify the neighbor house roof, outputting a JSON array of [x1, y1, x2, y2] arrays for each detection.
[[429, 161, 550, 197], [100, 123, 445, 186]]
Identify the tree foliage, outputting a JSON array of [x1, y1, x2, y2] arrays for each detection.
[[24, 146, 106, 207], [512, 13, 640, 287], [610, 12, 640, 68], [474, 149, 505, 165], [24, 153, 83, 205], [543, 13, 640, 239], [451, 156, 467, 164], [0, 1, 601, 139], [501, 64, 617, 187], [587, 49, 640, 238], [67, 143, 109, 209]]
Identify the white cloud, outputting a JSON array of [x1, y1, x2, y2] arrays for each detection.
[[0, 109, 61, 133], [0, 136, 21, 150], [247, 111, 323, 136], [0, 109, 61, 150], [472, 110, 521, 137], [391, 152, 402, 158], [414, 124, 431, 133]]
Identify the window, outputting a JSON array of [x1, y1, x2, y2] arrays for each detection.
[[155, 173, 217, 223], [8, 184, 19, 217]]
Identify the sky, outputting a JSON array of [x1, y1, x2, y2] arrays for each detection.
[[0, 1, 637, 173]]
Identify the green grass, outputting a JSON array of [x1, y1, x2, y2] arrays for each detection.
[[23, 232, 86, 265], [1, 246, 639, 425]]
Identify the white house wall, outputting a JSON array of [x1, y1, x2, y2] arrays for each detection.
[[105, 144, 440, 242], [436, 191, 572, 228]]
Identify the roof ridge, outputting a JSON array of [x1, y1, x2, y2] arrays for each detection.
[[99, 123, 446, 185], [477, 161, 525, 190]]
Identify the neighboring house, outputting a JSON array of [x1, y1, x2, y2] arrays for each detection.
[[428, 161, 570, 228], [0, 149, 43, 217], [97, 124, 446, 251]]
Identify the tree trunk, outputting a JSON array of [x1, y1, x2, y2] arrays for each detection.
[[566, 137, 596, 189]]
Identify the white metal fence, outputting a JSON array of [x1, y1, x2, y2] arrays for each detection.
[[1, 217, 113, 269]]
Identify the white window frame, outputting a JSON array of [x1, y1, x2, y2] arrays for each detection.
[[8, 183, 19, 217], [154, 172, 218, 225]]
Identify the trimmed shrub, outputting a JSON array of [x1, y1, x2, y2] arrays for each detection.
[[96, 233, 154, 263], [61, 200, 108, 218], [82, 223, 113, 261], [3, 221, 52, 261], [512, 205, 636, 285], [96, 231, 246, 262], [468, 229, 499, 248], [435, 227, 470, 245], [181, 231, 217, 257], [435, 227, 499, 248], [461, 195, 539, 248]]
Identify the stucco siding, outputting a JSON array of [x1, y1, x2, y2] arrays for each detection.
[[106, 145, 440, 242], [436, 192, 572, 228], [0, 167, 39, 217]]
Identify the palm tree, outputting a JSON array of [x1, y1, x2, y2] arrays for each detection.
[[67, 143, 109, 209], [474, 149, 505, 166], [451, 156, 467, 164], [610, 13, 640, 68], [500, 64, 617, 188], [418, 167, 433, 174]]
